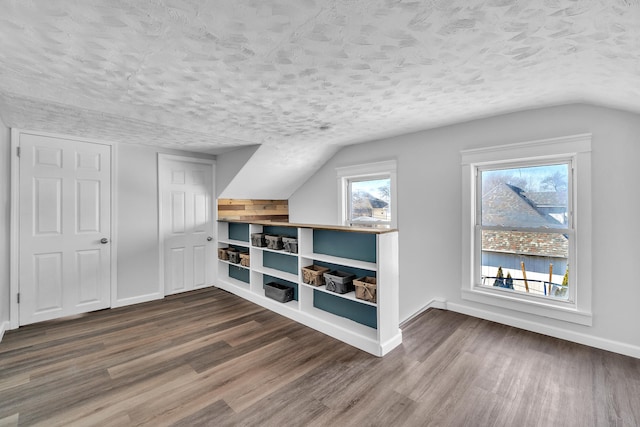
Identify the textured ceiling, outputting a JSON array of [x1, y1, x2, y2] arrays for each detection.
[[1, 0, 639, 196]]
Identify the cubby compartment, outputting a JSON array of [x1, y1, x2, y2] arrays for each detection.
[[313, 290, 377, 329], [219, 222, 250, 247], [218, 262, 250, 289], [263, 251, 298, 275], [218, 223, 250, 282], [229, 264, 250, 283], [263, 225, 298, 240], [299, 259, 377, 306], [312, 229, 376, 263], [263, 275, 298, 301], [228, 222, 250, 243]]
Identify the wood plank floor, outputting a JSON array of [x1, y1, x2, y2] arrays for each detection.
[[1, 287, 639, 427]]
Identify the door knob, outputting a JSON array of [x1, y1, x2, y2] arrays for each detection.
[[207, 236, 213, 241], [100, 238, 109, 244]]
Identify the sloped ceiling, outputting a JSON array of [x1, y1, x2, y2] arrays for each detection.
[[1, 1, 639, 198]]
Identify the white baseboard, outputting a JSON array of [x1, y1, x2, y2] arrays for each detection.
[[112, 292, 162, 308], [400, 298, 447, 326], [445, 301, 640, 360], [0, 320, 9, 343]]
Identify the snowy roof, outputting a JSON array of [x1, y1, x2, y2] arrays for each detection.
[[524, 191, 567, 207], [482, 183, 563, 228], [482, 230, 568, 258], [482, 183, 568, 257]]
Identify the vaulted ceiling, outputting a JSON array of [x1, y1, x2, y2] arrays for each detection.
[[1, 1, 639, 197]]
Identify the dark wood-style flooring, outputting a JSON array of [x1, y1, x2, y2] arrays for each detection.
[[1, 287, 639, 426]]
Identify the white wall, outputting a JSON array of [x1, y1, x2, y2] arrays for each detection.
[[115, 144, 215, 305], [215, 145, 259, 198], [289, 103, 640, 357], [115, 143, 165, 304], [0, 117, 10, 337], [219, 143, 340, 200]]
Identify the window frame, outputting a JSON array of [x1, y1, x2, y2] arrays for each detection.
[[461, 134, 592, 326], [336, 160, 397, 228]]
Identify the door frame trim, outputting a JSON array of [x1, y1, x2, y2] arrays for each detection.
[[157, 154, 216, 297], [9, 129, 118, 329]]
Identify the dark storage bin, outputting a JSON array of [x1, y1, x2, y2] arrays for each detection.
[[251, 233, 266, 247], [323, 270, 356, 294], [265, 235, 284, 250], [283, 237, 298, 254], [227, 248, 240, 264], [264, 282, 294, 303]]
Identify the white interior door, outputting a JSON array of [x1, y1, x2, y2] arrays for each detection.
[[18, 133, 111, 325], [159, 156, 215, 295]]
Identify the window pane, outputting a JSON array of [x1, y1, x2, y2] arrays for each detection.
[[481, 230, 569, 299], [481, 164, 569, 228], [350, 178, 391, 223]]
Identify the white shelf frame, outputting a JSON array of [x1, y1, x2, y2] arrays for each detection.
[[218, 238, 250, 248], [299, 281, 378, 307], [299, 252, 377, 272], [215, 221, 401, 356], [253, 265, 299, 284]]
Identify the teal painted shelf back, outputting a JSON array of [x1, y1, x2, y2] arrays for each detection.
[[314, 290, 377, 329], [313, 229, 376, 263], [229, 264, 250, 283], [228, 222, 249, 241]]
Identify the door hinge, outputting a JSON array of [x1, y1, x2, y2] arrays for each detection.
[[17, 293, 20, 304], [16, 146, 21, 157]]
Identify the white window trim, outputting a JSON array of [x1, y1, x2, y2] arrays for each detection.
[[336, 160, 397, 228], [461, 134, 592, 326]]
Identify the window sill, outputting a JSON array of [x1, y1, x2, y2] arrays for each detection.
[[461, 287, 593, 326]]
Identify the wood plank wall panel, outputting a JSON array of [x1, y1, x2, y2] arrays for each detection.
[[218, 199, 289, 222]]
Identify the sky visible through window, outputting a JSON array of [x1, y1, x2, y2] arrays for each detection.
[[482, 164, 568, 193], [351, 178, 390, 201]]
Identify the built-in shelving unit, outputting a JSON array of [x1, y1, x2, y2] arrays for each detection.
[[216, 220, 401, 356]]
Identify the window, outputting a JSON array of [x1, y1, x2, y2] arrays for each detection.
[[479, 162, 571, 300], [337, 160, 397, 228], [461, 135, 592, 325], [347, 176, 391, 225]]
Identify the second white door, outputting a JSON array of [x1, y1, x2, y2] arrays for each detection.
[[159, 156, 215, 295]]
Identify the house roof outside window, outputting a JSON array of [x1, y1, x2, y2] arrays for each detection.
[[482, 183, 568, 258]]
